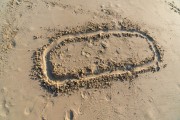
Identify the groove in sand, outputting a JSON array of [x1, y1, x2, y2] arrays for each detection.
[[31, 23, 164, 94]]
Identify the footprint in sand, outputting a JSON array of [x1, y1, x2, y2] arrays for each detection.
[[0, 99, 10, 119], [65, 109, 77, 120], [24, 107, 32, 115]]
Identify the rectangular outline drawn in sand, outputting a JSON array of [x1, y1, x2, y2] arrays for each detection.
[[30, 22, 165, 95]]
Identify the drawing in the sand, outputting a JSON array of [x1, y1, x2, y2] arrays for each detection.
[[31, 22, 164, 95]]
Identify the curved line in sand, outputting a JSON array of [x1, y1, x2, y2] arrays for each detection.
[[40, 29, 161, 86]]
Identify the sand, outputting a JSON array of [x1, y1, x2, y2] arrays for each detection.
[[0, 0, 180, 120]]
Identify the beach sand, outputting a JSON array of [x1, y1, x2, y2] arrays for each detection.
[[0, 0, 180, 120]]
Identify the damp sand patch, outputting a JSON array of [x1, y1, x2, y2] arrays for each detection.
[[30, 22, 164, 95]]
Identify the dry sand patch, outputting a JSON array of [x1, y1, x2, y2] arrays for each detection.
[[50, 33, 153, 80]]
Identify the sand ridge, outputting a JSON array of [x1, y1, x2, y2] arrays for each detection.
[[30, 21, 165, 95]]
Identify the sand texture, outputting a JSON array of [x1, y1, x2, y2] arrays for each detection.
[[0, 0, 180, 120]]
